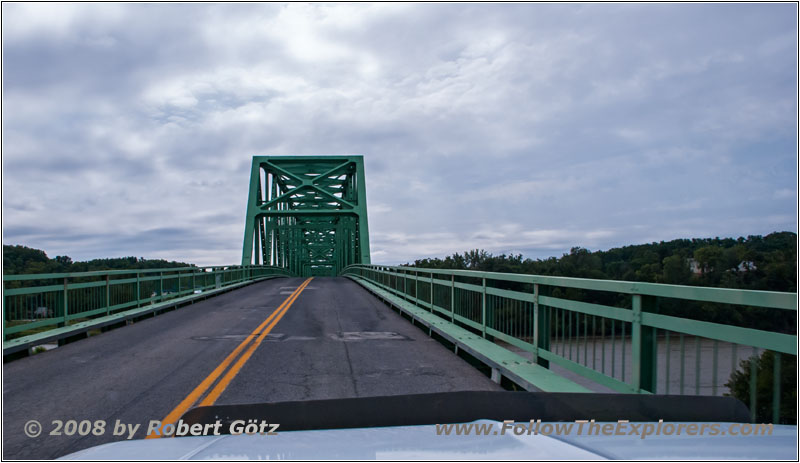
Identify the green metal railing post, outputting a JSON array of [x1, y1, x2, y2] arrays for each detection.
[[62, 277, 69, 327], [481, 277, 487, 338], [160, 272, 164, 301], [632, 294, 658, 393], [773, 352, 781, 423], [532, 283, 539, 362], [695, 337, 701, 395], [105, 275, 110, 316], [415, 271, 419, 305], [450, 274, 455, 323], [750, 347, 758, 423], [536, 284, 550, 368], [430, 272, 434, 312], [136, 272, 141, 308]]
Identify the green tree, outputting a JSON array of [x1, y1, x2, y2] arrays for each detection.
[[694, 246, 722, 272], [3, 244, 194, 275], [662, 255, 691, 284], [725, 350, 796, 424]]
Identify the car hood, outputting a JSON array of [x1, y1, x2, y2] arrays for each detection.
[[60, 420, 797, 460]]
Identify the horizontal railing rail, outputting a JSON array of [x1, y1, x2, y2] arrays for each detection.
[[342, 264, 797, 423], [3, 265, 293, 341]]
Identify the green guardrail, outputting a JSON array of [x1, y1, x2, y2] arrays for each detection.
[[3, 265, 293, 342], [342, 264, 797, 423]]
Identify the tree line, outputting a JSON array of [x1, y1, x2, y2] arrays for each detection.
[[407, 232, 796, 292], [405, 232, 796, 333], [3, 244, 194, 275]]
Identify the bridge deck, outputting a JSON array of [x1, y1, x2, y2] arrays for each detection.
[[2, 277, 501, 460]]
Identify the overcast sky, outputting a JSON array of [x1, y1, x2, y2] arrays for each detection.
[[2, 3, 797, 266]]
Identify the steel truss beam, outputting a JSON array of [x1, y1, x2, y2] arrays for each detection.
[[241, 156, 371, 277]]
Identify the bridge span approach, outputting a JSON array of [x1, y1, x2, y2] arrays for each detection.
[[3, 155, 796, 459], [3, 277, 501, 459]]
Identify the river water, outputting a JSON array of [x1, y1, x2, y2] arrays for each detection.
[[502, 335, 764, 395]]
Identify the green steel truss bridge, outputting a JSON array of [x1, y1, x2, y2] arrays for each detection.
[[241, 156, 370, 276], [2, 155, 797, 459]]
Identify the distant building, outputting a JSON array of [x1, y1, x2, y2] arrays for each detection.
[[736, 261, 757, 272], [687, 258, 702, 275], [687, 258, 756, 274], [33, 306, 51, 318]]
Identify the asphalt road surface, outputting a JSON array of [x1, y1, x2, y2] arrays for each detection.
[[3, 277, 501, 459]]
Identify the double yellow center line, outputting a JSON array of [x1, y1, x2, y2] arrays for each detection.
[[149, 277, 313, 439]]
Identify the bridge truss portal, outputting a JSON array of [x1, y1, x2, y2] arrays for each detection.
[[241, 156, 370, 277]]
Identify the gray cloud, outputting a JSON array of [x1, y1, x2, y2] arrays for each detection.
[[2, 3, 796, 266]]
